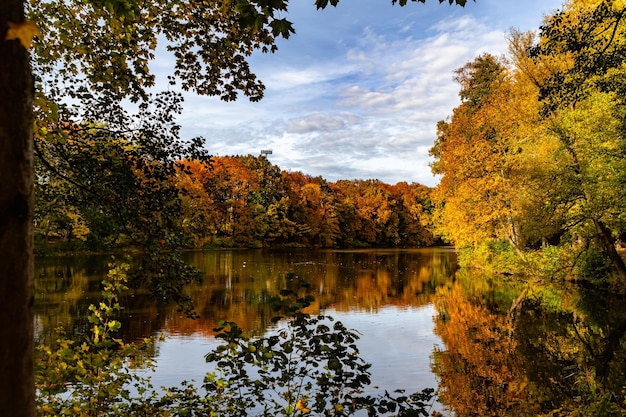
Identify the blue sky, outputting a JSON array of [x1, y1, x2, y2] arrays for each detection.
[[171, 0, 564, 186]]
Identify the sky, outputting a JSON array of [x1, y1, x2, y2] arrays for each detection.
[[168, 0, 565, 187]]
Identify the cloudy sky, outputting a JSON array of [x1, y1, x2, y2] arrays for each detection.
[[173, 0, 564, 187]]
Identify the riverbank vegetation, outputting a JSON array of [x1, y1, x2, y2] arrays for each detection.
[[430, 0, 626, 289]]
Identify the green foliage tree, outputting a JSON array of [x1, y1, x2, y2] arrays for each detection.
[[529, 0, 626, 282], [34, 91, 210, 315]]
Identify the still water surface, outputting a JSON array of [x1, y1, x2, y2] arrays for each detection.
[[35, 248, 456, 399], [35, 247, 626, 415]]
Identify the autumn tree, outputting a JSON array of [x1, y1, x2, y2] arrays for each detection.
[[175, 159, 435, 249], [393, 181, 437, 247], [184, 155, 291, 247], [529, 0, 626, 282], [210, 156, 262, 246], [330, 179, 434, 248], [430, 54, 531, 250], [283, 172, 341, 247], [332, 180, 385, 246], [175, 159, 216, 248], [431, 0, 626, 283]]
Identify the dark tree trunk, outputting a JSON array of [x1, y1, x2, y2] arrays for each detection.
[[0, 1, 35, 416], [594, 218, 626, 284]]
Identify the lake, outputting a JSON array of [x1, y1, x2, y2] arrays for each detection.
[[34, 247, 626, 415]]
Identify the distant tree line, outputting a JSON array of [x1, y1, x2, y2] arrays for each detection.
[[36, 145, 436, 252]]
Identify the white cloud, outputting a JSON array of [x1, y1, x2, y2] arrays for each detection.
[[259, 66, 355, 91], [169, 1, 563, 187], [338, 86, 395, 109], [285, 113, 350, 133]]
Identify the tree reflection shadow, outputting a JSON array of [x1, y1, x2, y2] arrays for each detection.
[[35, 248, 457, 342], [432, 269, 626, 416]]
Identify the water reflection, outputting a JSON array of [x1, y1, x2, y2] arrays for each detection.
[[35, 255, 110, 345], [34, 248, 455, 408], [35, 248, 456, 344], [432, 269, 626, 416], [36, 248, 626, 415]]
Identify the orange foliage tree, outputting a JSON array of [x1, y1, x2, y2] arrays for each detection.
[[174, 155, 435, 249]]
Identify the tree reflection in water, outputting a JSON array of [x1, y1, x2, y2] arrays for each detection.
[[432, 269, 626, 416], [35, 248, 457, 343], [35, 248, 626, 415]]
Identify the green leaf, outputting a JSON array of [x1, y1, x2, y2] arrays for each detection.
[[107, 320, 121, 331], [269, 18, 295, 39]]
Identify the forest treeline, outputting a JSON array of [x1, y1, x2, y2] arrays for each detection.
[[36, 149, 436, 252], [177, 156, 436, 248], [429, 0, 626, 285]]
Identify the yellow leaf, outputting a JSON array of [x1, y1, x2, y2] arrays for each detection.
[[6, 21, 41, 50], [296, 399, 307, 410], [93, 325, 100, 343]]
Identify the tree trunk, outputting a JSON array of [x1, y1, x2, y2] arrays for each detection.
[[0, 1, 35, 416], [594, 218, 626, 284]]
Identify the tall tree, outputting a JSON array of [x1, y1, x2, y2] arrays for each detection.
[[430, 54, 523, 249], [0, 2, 35, 416], [392, 181, 436, 247]]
